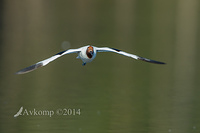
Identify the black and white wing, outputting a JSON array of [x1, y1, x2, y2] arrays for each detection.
[[95, 47, 165, 64], [16, 48, 82, 74]]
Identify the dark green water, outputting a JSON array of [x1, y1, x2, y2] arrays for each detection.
[[1, 1, 200, 133]]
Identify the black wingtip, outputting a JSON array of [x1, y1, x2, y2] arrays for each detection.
[[138, 57, 166, 64], [15, 63, 43, 75]]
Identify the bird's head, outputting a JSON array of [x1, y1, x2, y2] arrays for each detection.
[[86, 45, 94, 58]]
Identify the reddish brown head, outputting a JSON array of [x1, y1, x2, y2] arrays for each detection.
[[86, 46, 94, 58]]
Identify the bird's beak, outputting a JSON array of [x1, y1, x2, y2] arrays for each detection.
[[90, 51, 94, 55]]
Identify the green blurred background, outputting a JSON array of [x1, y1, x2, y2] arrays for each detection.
[[0, 0, 200, 133]]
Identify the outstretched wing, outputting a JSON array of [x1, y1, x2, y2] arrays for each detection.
[[16, 48, 81, 74], [95, 47, 165, 64]]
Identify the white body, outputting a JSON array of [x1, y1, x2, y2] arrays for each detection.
[[77, 46, 96, 63]]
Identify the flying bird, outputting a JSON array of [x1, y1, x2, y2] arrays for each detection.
[[16, 45, 165, 74]]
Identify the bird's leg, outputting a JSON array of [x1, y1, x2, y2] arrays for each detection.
[[82, 62, 86, 66]]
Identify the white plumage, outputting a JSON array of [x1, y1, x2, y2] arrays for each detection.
[[16, 45, 165, 74]]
